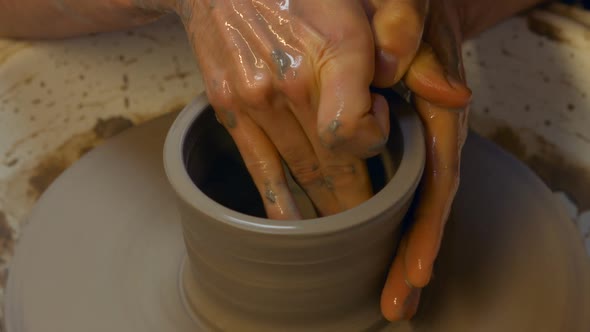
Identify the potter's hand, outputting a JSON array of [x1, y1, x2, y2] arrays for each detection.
[[362, 0, 471, 321], [174, 0, 388, 219]]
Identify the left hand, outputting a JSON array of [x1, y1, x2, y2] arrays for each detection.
[[361, 0, 472, 321]]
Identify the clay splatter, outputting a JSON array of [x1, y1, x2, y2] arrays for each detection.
[[0, 211, 14, 259], [27, 116, 134, 199], [163, 69, 192, 81], [489, 127, 527, 160], [527, 15, 567, 43], [265, 182, 277, 203], [490, 126, 590, 211], [4, 159, 18, 167], [93, 116, 134, 139]]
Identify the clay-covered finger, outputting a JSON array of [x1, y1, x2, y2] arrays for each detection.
[[292, 0, 388, 158], [380, 238, 413, 321], [286, 0, 378, 208], [403, 96, 464, 287], [404, 1, 471, 108], [399, 2, 470, 287], [369, 0, 429, 87], [318, 156, 373, 209], [316, 58, 390, 158], [245, 96, 342, 217], [216, 106, 302, 220], [404, 44, 471, 109], [281, 66, 374, 212]]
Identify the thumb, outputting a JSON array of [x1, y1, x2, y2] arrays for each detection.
[[307, 1, 390, 158], [369, 0, 429, 88], [404, 43, 471, 109]]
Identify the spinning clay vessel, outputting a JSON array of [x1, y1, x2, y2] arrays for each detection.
[[163, 92, 426, 331]]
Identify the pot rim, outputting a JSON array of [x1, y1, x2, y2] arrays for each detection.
[[163, 92, 425, 236]]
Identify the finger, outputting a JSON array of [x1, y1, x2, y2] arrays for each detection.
[[404, 1, 471, 108], [319, 155, 373, 209], [380, 238, 413, 321], [370, 0, 429, 87], [213, 3, 344, 217], [279, 62, 374, 212], [315, 39, 390, 158], [216, 105, 303, 220], [404, 43, 471, 109], [404, 96, 464, 287], [245, 94, 343, 217], [403, 287, 422, 320], [283, 81, 373, 211], [381, 98, 463, 322], [225, 2, 345, 217], [189, 9, 301, 221], [402, 3, 470, 287], [294, 0, 389, 158]]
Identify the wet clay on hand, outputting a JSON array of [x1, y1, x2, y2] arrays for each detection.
[[176, 0, 393, 220]]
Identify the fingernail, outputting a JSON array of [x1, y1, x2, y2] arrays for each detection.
[[374, 48, 399, 87], [392, 283, 418, 321], [377, 48, 398, 69], [403, 288, 422, 320]]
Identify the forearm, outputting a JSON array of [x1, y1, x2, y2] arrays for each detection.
[[457, 0, 549, 39], [0, 0, 168, 39]]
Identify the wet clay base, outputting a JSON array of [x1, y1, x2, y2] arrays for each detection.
[[5, 113, 590, 332]]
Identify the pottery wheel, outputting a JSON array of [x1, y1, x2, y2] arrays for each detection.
[[4, 113, 590, 332]]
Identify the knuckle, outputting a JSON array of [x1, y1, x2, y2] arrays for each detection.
[[205, 76, 235, 109], [278, 70, 310, 103], [318, 118, 360, 149], [318, 120, 352, 150], [289, 162, 323, 187], [244, 159, 276, 180], [236, 73, 274, 107], [311, 31, 347, 66], [208, 91, 233, 110], [321, 163, 358, 188]]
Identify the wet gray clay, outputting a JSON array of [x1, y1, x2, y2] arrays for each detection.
[[164, 92, 425, 331]]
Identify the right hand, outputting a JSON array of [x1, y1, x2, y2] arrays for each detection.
[[169, 0, 391, 220], [362, 0, 472, 321]]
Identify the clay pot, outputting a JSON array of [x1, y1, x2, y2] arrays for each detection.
[[163, 92, 425, 331]]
